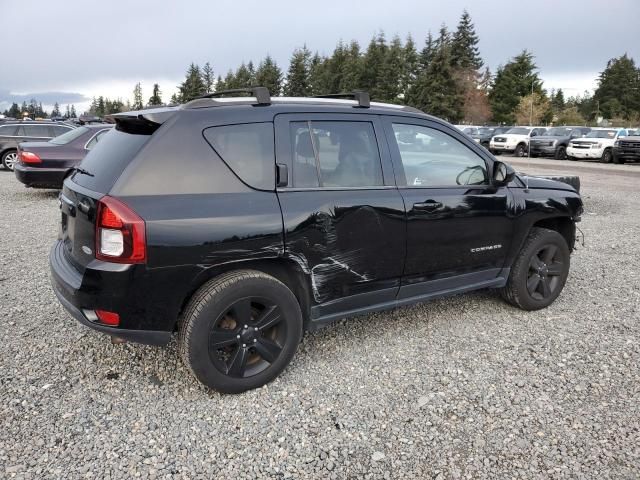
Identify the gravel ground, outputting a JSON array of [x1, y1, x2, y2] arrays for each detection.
[[1, 159, 639, 479]]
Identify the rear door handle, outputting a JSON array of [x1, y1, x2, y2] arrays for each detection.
[[413, 201, 443, 211]]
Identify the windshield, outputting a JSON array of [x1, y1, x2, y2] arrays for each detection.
[[49, 126, 88, 145], [506, 127, 531, 135], [477, 127, 494, 135], [585, 130, 616, 139], [462, 127, 478, 134], [545, 127, 572, 136]]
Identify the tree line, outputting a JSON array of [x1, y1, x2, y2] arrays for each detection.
[[2, 99, 76, 120], [4, 10, 640, 126]]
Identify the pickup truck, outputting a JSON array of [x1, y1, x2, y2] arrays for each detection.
[[529, 126, 591, 160], [490, 127, 547, 157]]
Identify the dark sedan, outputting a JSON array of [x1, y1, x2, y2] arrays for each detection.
[[14, 124, 112, 188]]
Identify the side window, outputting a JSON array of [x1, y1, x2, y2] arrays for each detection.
[[203, 122, 275, 190], [391, 124, 488, 187], [290, 121, 383, 188], [14, 126, 25, 136], [0, 125, 17, 136], [24, 124, 51, 137], [86, 129, 109, 150]]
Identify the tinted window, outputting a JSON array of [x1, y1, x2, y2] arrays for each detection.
[[85, 129, 110, 150], [50, 126, 88, 145], [290, 121, 382, 188], [71, 129, 150, 193], [53, 125, 73, 136], [392, 124, 488, 187], [24, 125, 51, 137], [0, 125, 17, 136], [203, 122, 274, 190]]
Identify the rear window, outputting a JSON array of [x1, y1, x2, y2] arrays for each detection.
[[203, 122, 275, 190], [50, 126, 88, 145], [24, 124, 52, 137], [70, 129, 150, 192]]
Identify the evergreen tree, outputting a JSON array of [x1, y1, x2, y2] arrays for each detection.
[[594, 54, 640, 120], [247, 61, 256, 84], [418, 31, 435, 73], [178, 63, 206, 102], [133, 82, 144, 110], [400, 35, 419, 99], [148, 84, 163, 106], [308, 52, 329, 95], [489, 50, 543, 124], [255, 55, 283, 95], [361, 32, 388, 99], [70, 105, 77, 117], [202, 62, 215, 93], [451, 10, 483, 69], [65, 104, 70, 119], [8, 103, 19, 118], [551, 88, 565, 112], [169, 93, 180, 105], [235, 62, 254, 88], [284, 45, 312, 96], [341, 40, 363, 92], [215, 75, 225, 92], [222, 70, 237, 90], [51, 102, 61, 117], [377, 35, 404, 103]]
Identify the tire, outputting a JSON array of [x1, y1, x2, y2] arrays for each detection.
[[601, 149, 612, 164], [612, 154, 624, 164], [2, 150, 18, 171], [514, 144, 526, 157], [179, 270, 303, 393], [554, 145, 567, 160], [500, 228, 570, 311], [492, 150, 502, 156]]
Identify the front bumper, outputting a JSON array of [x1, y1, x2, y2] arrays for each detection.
[[613, 148, 640, 161], [14, 163, 68, 188], [566, 147, 604, 159], [529, 145, 556, 156], [49, 240, 172, 345], [490, 143, 516, 152]]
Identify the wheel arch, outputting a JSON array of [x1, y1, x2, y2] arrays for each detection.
[[176, 258, 313, 332], [531, 216, 576, 251]]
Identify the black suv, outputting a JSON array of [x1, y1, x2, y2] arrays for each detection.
[[612, 130, 640, 163], [0, 121, 75, 170], [529, 126, 591, 160], [50, 88, 583, 393]]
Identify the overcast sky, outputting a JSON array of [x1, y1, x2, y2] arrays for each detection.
[[1, 0, 638, 114]]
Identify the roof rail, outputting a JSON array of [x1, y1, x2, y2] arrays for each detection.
[[313, 91, 370, 108], [196, 86, 271, 105]]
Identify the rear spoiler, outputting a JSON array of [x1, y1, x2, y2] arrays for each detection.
[[106, 107, 179, 134]]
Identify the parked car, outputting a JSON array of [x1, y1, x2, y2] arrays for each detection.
[[566, 128, 627, 163], [529, 126, 591, 160], [50, 88, 583, 393], [612, 129, 640, 164], [0, 121, 75, 170], [489, 127, 547, 157], [471, 126, 512, 149], [14, 124, 113, 188]]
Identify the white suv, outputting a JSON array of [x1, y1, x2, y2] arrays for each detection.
[[489, 127, 547, 157], [567, 128, 628, 163]]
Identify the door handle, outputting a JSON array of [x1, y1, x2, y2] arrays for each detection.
[[413, 201, 443, 211]]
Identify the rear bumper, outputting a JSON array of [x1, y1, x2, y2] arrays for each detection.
[[14, 163, 68, 188], [49, 240, 172, 346]]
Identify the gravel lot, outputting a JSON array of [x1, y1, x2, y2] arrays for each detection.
[[1, 158, 639, 479]]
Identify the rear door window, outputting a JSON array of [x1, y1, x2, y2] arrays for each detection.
[[203, 122, 275, 190], [24, 124, 51, 137], [0, 125, 17, 136], [289, 121, 383, 188]]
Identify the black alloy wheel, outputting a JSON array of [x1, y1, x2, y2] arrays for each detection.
[[526, 245, 564, 301], [601, 149, 612, 163], [555, 145, 567, 160]]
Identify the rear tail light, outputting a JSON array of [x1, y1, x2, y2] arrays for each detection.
[[20, 151, 42, 164], [95, 309, 120, 326], [96, 196, 146, 263]]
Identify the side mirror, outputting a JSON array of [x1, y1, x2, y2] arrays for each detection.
[[493, 160, 515, 186]]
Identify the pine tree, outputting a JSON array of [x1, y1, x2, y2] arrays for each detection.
[[308, 53, 328, 95], [178, 63, 206, 102], [148, 84, 163, 106], [451, 10, 483, 70], [8, 103, 20, 118], [377, 35, 404, 103], [594, 54, 640, 120], [400, 35, 419, 99], [255, 55, 283, 95], [361, 32, 388, 99], [235, 62, 254, 88], [169, 93, 180, 105], [215, 75, 225, 92], [202, 62, 215, 93], [51, 102, 61, 117], [340, 40, 363, 92], [551, 88, 565, 112], [418, 31, 435, 73], [284, 45, 312, 96], [133, 82, 144, 110], [222, 70, 236, 90], [489, 50, 543, 124], [65, 104, 70, 119], [70, 105, 77, 117]]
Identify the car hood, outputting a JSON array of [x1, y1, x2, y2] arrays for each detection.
[[517, 174, 577, 192], [531, 135, 567, 142], [494, 134, 528, 140]]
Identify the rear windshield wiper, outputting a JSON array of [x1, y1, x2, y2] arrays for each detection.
[[70, 166, 94, 177]]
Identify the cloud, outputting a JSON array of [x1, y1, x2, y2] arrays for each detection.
[[0, 89, 90, 109]]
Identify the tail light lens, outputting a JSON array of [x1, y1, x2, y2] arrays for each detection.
[[95, 309, 120, 326], [20, 151, 42, 164], [96, 196, 146, 263]]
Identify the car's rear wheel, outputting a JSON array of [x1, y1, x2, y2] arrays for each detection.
[[601, 149, 612, 163], [2, 150, 18, 170], [555, 146, 567, 160], [500, 228, 570, 310], [514, 144, 526, 157], [179, 270, 303, 393]]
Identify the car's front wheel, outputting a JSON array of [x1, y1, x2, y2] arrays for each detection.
[[555, 146, 567, 160], [179, 270, 303, 393], [514, 144, 526, 157], [500, 228, 570, 310], [601, 149, 612, 163], [2, 150, 18, 170]]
